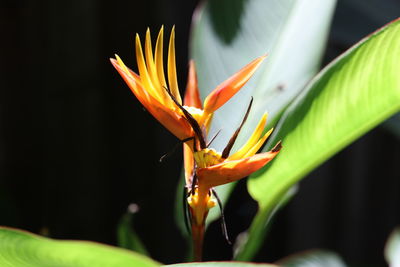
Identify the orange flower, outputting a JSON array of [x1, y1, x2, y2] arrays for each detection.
[[110, 26, 265, 147]]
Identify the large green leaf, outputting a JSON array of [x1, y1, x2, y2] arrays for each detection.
[[0, 227, 159, 267], [385, 228, 400, 267], [188, 0, 336, 226], [235, 18, 400, 260], [166, 262, 276, 267]]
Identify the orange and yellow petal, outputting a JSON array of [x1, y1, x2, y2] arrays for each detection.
[[197, 145, 281, 188], [150, 104, 193, 140], [155, 26, 167, 89], [111, 58, 192, 140], [144, 29, 163, 93], [111, 57, 150, 105], [167, 26, 182, 104], [228, 113, 269, 160], [203, 55, 266, 114], [184, 60, 202, 109], [135, 34, 163, 103], [242, 128, 273, 158]]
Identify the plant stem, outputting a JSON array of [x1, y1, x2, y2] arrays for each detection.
[[191, 223, 205, 261]]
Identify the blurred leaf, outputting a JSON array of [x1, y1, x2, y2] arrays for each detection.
[[0, 189, 18, 226], [117, 203, 148, 255], [385, 228, 400, 267], [165, 262, 276, 267], [188, 0, 336, 228], [235, 18, 400, 260], [0, 227, 159, 267], [276, 250, 346, 267], [233, 185, 298, 258], [383, 112, 400, 138]]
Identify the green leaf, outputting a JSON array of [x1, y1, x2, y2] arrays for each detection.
[[165, 262, 276, 267], [117, 204, 148, 255], [385, 228, 400, 267], [276, 250, 346, 267], [0, 227, 160, 267], [236, 18, 400, 260], [189, 0, 336, 226]]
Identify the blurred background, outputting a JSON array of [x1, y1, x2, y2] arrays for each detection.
[[1, 0, 399, 266]]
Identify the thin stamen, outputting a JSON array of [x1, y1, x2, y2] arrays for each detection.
[[212, 188, 231, 245], [164, 86, 207, 149], [159, 136, 194, 162], [207, 129, 222, 148], [221, 97, 253, 158], [271, 140, 282, 152]]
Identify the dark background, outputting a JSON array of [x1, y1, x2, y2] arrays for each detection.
[[1, 0, 399, 266]]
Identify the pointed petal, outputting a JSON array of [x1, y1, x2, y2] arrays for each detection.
[[136, 34, 162, 102], [242, 127, 273, 158], [145, 29, 161, 88], [145, 28, 172, 108], [111, 58, 192, 140], [228, 113, 268, 160], [155, 26, 167, 89], [144, 28, 156, 76], [111, 57, 149, 102], [184, 60, 202, 108], [197, 142, 281, 188], [167, 26, 182, 104], [203, 55, 266, 113]]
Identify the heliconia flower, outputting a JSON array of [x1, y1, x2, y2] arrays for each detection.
[[111, 26, 277, 262], [110, 26, 265, 147]]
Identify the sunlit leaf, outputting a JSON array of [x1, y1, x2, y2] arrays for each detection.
[[0, 227, 159, 267], [235, 18, 400, 260]]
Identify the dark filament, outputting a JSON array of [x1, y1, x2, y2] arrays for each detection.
[[159, 137, 194, 162], [164, 86, 206, 150], [207, 129, 222, 148], [212, 188, 231, 245], [221, 97, 253, 158]]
